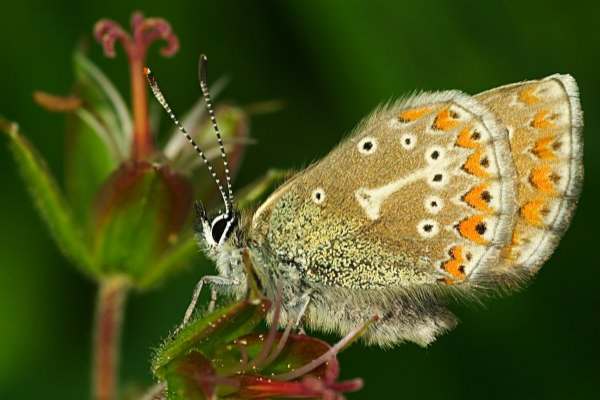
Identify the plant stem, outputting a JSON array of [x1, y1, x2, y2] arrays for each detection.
[[93, 276, 129, 400], [129, 57, 153, 160]]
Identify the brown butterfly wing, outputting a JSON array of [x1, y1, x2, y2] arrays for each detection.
[[250, 90, 518, 290], [475, 75, 583, 280]]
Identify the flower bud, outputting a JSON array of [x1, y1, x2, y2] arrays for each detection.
[[91, 161, 192, 282]]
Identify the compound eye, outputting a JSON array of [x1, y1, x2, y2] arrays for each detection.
[[210, 214, 236, 244], [211, 216, 227, 243]]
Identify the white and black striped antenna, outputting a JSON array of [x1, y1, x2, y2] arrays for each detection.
[[144, 66, 232, 217], [197, 55, 234, 209]]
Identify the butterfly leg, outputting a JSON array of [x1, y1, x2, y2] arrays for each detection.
[[207, 287, 218, 313], [179, 275, 237, 331], [283, 291, 311, 334], [294, 293, 311, 328]]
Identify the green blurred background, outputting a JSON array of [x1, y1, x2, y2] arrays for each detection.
[[1, 0, 598, 399]]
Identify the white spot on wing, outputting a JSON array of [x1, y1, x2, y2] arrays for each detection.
[[311, 187, 326, 204], [424, 195, 444, 214], [400, 133, 417, 150], [427, 171, 449, 189], [425, 145, 445, 164], [417, 219, 440, 238], [357, 136, 378, 155]]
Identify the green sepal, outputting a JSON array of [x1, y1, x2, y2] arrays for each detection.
[[0, 117, 95, 276], [72, 50, 132, 157], [161, 351, 217, 400], [91, 161, 193, 282], [64, 113, 118, 226], [64, 50, 133, 225], [156, 313, 344, 400], [152, 297, 270, 378]]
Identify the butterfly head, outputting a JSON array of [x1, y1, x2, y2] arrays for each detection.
[[194, 202, 240, 249]]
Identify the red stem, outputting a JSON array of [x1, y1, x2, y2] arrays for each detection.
[[93, 276, 129, 400], [129, 57, 153, 160]]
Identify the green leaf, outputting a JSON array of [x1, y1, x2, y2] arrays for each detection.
[[0, 117, 95, 276], [72, 50, 132, 158], [153, 297, 270, 378]]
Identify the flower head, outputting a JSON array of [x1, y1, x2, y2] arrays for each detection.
[[94, 11, 181, 160], [94, 12, 179, 60]]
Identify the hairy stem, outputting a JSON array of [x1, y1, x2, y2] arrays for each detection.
[[93, 276, 129, 400]]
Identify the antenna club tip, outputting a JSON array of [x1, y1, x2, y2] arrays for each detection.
[[143, 66, 151, 76], [198, 54, 208, 85]]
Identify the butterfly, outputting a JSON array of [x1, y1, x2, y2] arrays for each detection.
[[146, 58, 583, 347]]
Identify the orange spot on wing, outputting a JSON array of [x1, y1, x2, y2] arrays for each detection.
[[531, 136, 557, 160], [441, 246, 466, 280], [518, 87, 540, 105], [433, 108, 459, 131], [462, 148, 490, 178], [398, 107, 430, 122], [520, 198, 547, 226], [531, 110, 554, 129], [456, 126, 480, 149], [457, 215, 488, 245], [530, 165, 557, 194], [462, 183, 493, 213]]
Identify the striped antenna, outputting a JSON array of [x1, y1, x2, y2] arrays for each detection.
[[198, 55, 234, 209], [144, 66, 231, 216]]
